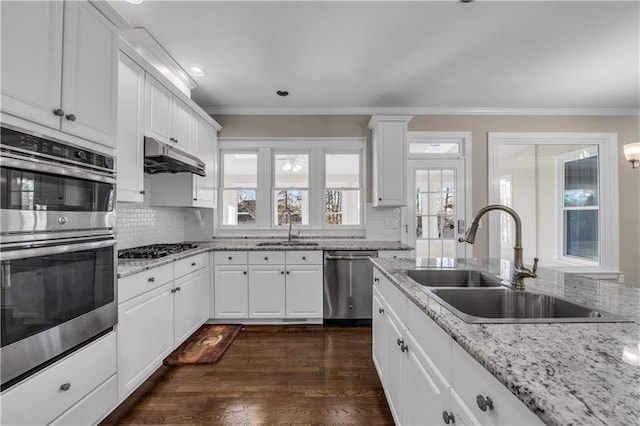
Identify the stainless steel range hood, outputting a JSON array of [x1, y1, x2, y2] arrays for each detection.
[[144, 137, 206, 177]]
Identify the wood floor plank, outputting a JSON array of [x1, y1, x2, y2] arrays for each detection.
[[103, 325, 394, 425]]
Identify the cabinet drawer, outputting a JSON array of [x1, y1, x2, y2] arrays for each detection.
[[248, 250, 285, 265], [286, 250, 322, 265], [450, 341, 543, 425], [0, 332, 116, 426], [118, 262, 173, 303], [174, 252, 207, 278], [375, 270, 407, 323], [214, 251, 248, 265], [50, 374, 117, 426]]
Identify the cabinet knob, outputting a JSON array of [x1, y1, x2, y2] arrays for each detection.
[[53, 108, 65, 117], [264, 256, 268, 261], [281, 271, 285, 275], [65, 113, 77, 121], [378, 197, 382, 201], [243, 270, 247, 275], [302, 256, 306, 260], [286, 270, 290, 275], [60, 383, 71, 391], [378, 307, 384, 314], [193, 198, 197, 201], [148, 277, 155, 283], [442, 411, 455, 424], [228, 256, 233, 260], [476, 395, 494, 411], [191, 262, 196, 267]]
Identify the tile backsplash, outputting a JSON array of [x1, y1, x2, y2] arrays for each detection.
[[117, 177, 401, 248]]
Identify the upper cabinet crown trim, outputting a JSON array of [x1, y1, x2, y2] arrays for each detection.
[[368, 115, 413, 129]]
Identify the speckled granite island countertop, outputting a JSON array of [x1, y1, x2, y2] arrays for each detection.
[[118, 238, 411, 278], [371, 257, 640, 426]]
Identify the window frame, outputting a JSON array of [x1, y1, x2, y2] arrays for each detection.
[[219, 150, 259, 227], [488, 132, 619, 275], [217, 138, 366, 237]]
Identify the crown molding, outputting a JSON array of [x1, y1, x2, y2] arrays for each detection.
[[204, 106, 640, 117]]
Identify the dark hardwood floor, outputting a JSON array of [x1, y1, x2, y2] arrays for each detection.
[[104, 325, 394, 425]]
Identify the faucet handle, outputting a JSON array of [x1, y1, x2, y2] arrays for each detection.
[[531, 257, 539, 275]]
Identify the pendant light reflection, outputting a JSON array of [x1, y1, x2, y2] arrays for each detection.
[[281, 156, 303, 173]]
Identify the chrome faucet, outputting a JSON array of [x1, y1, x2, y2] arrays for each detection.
[[459, 204, 538, 290], [279, 209, 294, 242]]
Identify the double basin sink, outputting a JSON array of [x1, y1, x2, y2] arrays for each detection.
[[401, 269, 631, 324], [256, 240, 319, 247]]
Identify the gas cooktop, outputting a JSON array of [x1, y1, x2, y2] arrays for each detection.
[[118, 243, 198, 259]]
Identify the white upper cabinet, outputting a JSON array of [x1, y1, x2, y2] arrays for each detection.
[[116, 53, 145, 203], [0, 1, 118, 149], [368, 115, 412, 207], [145, 75, 194, 153]]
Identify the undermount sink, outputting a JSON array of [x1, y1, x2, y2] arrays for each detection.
[[403, 269, 504, 288], [256, 241, 319, 247], [425, 287, 632, 324]]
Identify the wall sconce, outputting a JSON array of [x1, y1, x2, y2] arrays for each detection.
[[623, 142, 640, 169]]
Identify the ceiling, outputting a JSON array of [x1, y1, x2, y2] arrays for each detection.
[[109, 0, 640, 115]]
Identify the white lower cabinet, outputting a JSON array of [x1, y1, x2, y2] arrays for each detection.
[[214, 250, 322, 321], [372, 269, 543, 426], [0, 332, 117, 426], [117, 253, 209, 402]]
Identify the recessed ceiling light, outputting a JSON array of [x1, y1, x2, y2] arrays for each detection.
[[189, 66, 207, 77], [125, 0, 144, 4], [276, 90, 289, 97]]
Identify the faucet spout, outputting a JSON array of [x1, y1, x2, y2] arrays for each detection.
[[279, 209, 294, 242], [459, 204, 538, 289]]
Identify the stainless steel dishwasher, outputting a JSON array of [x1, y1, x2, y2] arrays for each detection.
[[323, 250, 378, 324]]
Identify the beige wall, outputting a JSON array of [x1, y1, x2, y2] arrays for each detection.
[[213, 114, 640, 285]]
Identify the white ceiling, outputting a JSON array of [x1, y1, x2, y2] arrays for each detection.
[[109, 0, 640, 115]]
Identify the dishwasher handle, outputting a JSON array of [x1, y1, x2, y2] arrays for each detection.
[[325, 254, 376, 261]]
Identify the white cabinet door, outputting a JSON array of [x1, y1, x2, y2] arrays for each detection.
[[145, 76, 172, 144], [372, 288, 387, 381], [193, 116, 217, 208], [60, 1, 117, 148], [0, 1, 63, 129], [385, 307, 405, 424], [248, 266, 286, 318], [116, 53, 145, 203], [214, 266, 248, 318], [285, 265, 323, 318], [174, 267, 209, 345], [117, 283, 174, 401], [404, 330, 450, 426], [171, 98, 193, 152], [450, 388, 481, 426], [369, 116, 411, 207]]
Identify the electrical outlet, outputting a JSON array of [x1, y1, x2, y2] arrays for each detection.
[[384, 219, 399, 229], [166, 220, 172, 231], [618, 274, 624, 284]]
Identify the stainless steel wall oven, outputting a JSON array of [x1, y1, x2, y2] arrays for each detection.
[[0, 126, 117, 389]]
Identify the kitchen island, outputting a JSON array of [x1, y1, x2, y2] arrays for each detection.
[[371, 257, 640, 426]]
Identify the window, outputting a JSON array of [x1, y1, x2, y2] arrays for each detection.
[[325, 153, 361, 225], [560, 148, 599, 261], [218, 138, 365, 234], [274, 154, 309, 225], [221, 153, 257, 225], [488, 133, 619, 274]]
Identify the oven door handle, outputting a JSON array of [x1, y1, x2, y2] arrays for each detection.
[[0, 155, 116, 184], [1, 239, 116, 260]]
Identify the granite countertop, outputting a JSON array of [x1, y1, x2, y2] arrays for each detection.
[[370, 257, 640, 426], [117, 239, 411, 278]]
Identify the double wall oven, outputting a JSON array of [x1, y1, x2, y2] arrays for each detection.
[[0, 126, 117, 389]]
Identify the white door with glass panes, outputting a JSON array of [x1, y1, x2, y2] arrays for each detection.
[[404, 132, 470, 259]]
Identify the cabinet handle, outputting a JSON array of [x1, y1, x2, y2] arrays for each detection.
[[176, 286, 181, 292], [442, 411, 455, 424], [401, 343, 408, 352], [374, 277, 379, 283], [65, 113, 77, 121], [171, 288, 176, 293], [193, 198, 197, 201], [53, 108, 65, 117], [396, 338, 404, 346], [59, 382, 71, 391], [170, 137, 175, 142], [148, 277, 155, 283], [378, 307, 384, 314], [476, 395, 494, 411], [140, 190, 146, 195], [191, 262, 196, 267]]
